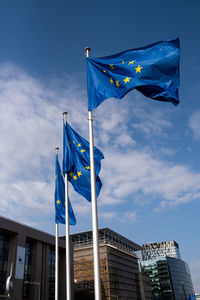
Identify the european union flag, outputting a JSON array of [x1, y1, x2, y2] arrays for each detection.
[[86, 38, 180, 110], [188, 294, 196, 300], [55, 154, 76, 225], [63, 122, 104, 202]]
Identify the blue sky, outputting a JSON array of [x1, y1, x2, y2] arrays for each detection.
[[0, 0, 200, 292]]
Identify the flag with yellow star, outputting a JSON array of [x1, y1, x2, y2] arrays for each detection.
[[55, 154, 76, 225], [86, 38, 180, 110], [63, 122, 104, 202]]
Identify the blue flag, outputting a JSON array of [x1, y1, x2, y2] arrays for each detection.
[[86, 38, 180, 110], [63, 122, 104, 202], [55, 154, 76, 225], [188, 294, 196, 300]]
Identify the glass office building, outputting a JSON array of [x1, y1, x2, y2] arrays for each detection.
[[141, 241, 194, 300], [142, 241, 181, 261]]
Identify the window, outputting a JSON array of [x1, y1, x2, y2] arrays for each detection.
[[0, 233, 9, 294], [48, 248, 55, 300], [23, 241, 32, 297]]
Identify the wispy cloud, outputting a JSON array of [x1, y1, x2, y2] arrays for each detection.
[[189, 110, 200, 140], [189, 260, 200, 293]]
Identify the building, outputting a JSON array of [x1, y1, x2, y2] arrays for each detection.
[[0, 215, 67, 300], [141, 241, 194, 300], [70, 228, 152, 300], [0, 215, 152, 300], [142, 241, 181, 261]]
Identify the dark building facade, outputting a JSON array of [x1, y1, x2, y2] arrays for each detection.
[[0, 215, 66, 300], [141, 241, 194, 300]]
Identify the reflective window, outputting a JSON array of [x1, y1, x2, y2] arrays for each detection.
[[23, 241, 32, 297], [48, 248, 55, 300], [0, 233, 9, 294]]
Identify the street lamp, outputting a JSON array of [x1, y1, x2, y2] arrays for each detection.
[[24, 281, 41, 300]]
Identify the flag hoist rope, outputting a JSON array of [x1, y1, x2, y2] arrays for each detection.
[[55, 147, 59, 300], [85, 47, 102, 300], [63, 112, 72, 300]]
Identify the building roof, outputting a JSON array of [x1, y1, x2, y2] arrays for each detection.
[[143, 240, 179, 249], [69, 228, 142, 253], [0, 214, 65, 247]]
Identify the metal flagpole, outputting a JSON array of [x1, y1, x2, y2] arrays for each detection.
[[63, 112, 71, 300], [85, 47, 102, 300], [55, 147, 59, 300]]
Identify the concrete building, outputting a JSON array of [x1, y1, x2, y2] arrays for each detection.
[[141, 241, 194, 300], [0, 215, 66, 300], [70, 228, 152, 300]]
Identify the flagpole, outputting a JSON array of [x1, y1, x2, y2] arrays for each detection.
[[55, 147, 59, 300], [85, 47, 102, 300], [63, 112, 71, 300]]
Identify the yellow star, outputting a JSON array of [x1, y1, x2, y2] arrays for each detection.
[[128, 61, 135, 65], [110, 64, 114, 69], [77, 171, 82, 177], [69, 172, 73, 177], [121, 61, 125, 64], [110, 77, 114, 85], [57, 200, 61, 204], [78, 143, 81, 147], [73, 141, 75, 144], [116, 81, 120, 87], [123, 77, 131, 84], [73, 175, 77, 180], [103, 70, 106, 73], [85, 166, 90, 170], [81, 149, 85, 153], [135, 65, 143, 73]]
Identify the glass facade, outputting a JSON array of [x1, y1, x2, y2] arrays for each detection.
[[167, 257, 194, 300], [141, 257, 194, 300], [141, 258, 174, 300], [23, 241, 32, 297], [0, 233, 9, 295], [48, 248, 55, 300]]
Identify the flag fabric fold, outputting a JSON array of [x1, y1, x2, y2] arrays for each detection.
[[55, 154, 76, 225], [188, 293, 196, 300], [86, 38, 180, 110], [63, 122, 104, 202]]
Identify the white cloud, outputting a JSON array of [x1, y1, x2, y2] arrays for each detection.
[[189, 261, 200, 293], [99, 147, 200, 211], [130, 102, 173, 137], [123, 211, 137, 222], [189, 110, 200, 140], [100, 211, 117, 219], [0, 63, 200, 233]]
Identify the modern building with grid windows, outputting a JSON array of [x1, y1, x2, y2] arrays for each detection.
[[141, 241, 194, 300], [142, 241, 181, 261]]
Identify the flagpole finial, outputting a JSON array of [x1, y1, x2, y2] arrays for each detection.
[[63, 112, 68, 125], [55, 147, 59, 155], [85, 47, 91, 58]]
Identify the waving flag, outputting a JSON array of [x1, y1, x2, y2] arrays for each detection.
[[86, 38, 180, 110], [63, 122, 104, 202], [55, 154, 76, 225]]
